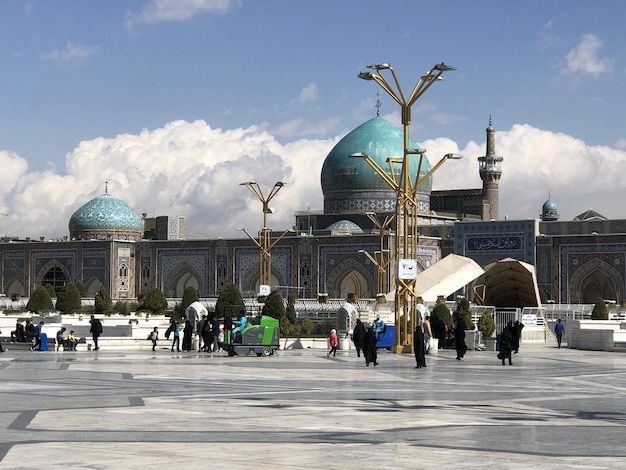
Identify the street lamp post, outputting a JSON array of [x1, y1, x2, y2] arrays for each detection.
[[354, 61, 458, 353], [365, 211, 395, 294], [240, 181, 288, 293], [358, 249, 391, 296]]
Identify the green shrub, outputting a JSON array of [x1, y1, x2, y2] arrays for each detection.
[[477, 312, 495, 337], [591, 297, 608, 320]]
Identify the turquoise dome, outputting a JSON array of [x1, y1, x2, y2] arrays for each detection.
[[542, 199, 558, 211], [326, 220, 364, 234], [541, 198, 559, 221], [321, 117, 432, 214], [69, 191, 143, 240]]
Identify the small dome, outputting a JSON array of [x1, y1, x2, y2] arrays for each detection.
[[326, 220, 364, 235], [321, 117, 432, 214], [69, 191, 143, 240], [541, 198, 559, 221], [542, 199, 558, 211]]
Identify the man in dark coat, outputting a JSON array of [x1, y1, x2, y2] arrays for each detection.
[[362, 327, 378, 367], [454, 319, 467, 361], [413, 325, 426, 368], [89, 315, 103, 351], [352, 319, 367, 358]]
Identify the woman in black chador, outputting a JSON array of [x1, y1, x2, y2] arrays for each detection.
[[182, 318, 193, 352], [352, 319, 367, 358], [454, 319, 467, 361], [499, 321, 514, 365], [413, 325, 426, 368], [362, 327, 378, 367]]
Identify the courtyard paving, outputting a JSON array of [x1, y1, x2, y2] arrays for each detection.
[[0, 342, 625, 469]]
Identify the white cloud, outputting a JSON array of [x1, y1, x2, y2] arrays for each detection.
[[293, 82, 319, 104], [427, 123, 626, 221], [565, 33, 612, 75], [0, 121, 335, 240], [274, 117, 340, 138], [128, 0, 240, 27], [41, 41, 96, 63], [1, 120, 626, 240]]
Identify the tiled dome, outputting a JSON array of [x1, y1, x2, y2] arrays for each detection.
[[69, 191, 142, 240], [320, 117, 432, 214]]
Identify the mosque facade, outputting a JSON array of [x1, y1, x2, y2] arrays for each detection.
[[2, 117, 626, 307]]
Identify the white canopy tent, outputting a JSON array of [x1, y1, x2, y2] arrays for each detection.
[[385, 254, 485, 303]]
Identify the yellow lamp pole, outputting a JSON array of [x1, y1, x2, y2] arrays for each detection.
[[240, 182, 288, 292], [353, 61, 458, 353], [365, 211, 395, 294], [358, 249, 391, 296]]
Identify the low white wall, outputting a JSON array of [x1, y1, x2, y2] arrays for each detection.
[[281, 338, 329, 350], [569, 320, 626, 351]]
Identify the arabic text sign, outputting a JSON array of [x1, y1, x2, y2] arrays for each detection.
[[467, 236, 522, 252], [397, 259, 417, 280]]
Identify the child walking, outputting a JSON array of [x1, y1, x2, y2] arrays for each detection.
[[149, 327, 158, 351], [327, 328, 338, 358]]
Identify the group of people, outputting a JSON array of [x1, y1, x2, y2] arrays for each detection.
[[497, 320, 524, 365], [157, 313, 230, 353], [56, 327, 79, 351], [336, 314, 383, 366], [10, 319, 46, 351], [8, 315, 103, 352], [336, 308, 542, 368]]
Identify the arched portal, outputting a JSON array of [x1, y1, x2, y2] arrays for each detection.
[[37, 261, 70, 295], [569, 259, 622, 304], [326, 258, 374, 298]]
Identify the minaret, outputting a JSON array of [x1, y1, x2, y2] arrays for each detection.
[[478, 116, 503, 220]]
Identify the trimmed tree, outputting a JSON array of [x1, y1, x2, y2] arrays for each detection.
[[262, 290, 285, 320], [27, 285, 55, 313], [215, 283, 244, 319], [453, 297, 475, 330], [56, 283, 82, 314], [430, 299, 453, 343], [181, 287, 199, 312], [477, 312, 496, 338], [591, 297, 609, 320], [44, 283, 56, 298], [74, 281, 88, 298], [95, 286, 113, 313], [140, 287, 168, 314]]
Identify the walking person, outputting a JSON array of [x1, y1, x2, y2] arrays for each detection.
[[512, 320, 524, 354], [424, 315, 433, 354], [211, 316, 220, 352], [454, 319, 467, 361], [182, 317, 193, 352], [499, 322, 514, 366], [413, 324, 426, 368], [170, 320, 181, 352], [149, 327, 158, 351], [352, 319, 366, 358], [89, 315, 103, 351], [201, 316, 213, 352], [327, 329, 338, 358], [362, 327, 378, 367], [554, 318, 565, 349]]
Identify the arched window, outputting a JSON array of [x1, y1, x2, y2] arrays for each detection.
[[42, 266, 67, 295]]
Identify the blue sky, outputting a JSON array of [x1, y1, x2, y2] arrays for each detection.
[[1, 0, 626, 239]]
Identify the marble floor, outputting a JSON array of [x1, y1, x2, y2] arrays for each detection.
[[0, 342, 625, 469]]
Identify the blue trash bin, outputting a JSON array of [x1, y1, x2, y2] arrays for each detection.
[[39, 332, 48, 351], [496, 333, 501, 352]]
